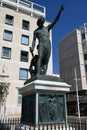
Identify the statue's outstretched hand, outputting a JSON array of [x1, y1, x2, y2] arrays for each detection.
[[60, 5, 64, 12]]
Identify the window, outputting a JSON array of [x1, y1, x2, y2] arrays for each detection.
[[22, 20, 30, 30], [17, 92, 22, 105], [19, 68, 28, 80], [21, 35, 29, 45], [84, 54, 87, 60], [2, 47, 11, 59], [5, 14, 14, 25], [82, 33, 85, 40], [3, 30, 12, 41], [85, 65, 87, 72], [20, 51, 28, 62]]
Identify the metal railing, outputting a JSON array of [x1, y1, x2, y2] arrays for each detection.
[[0, 117, 87, 130], [0, 0, 46, 17]]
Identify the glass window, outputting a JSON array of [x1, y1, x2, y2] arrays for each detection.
[[5, 14, 14, 25], [21, 35, 29, 45], [19, 68, 28, 80], [82, 33, 85, 40], [2, 47, 11, 59], [17, 92, 22, 105], [22, 20, 30, 30], [3, 30, 12, 41], [85, 65, 87, 72], [20, 50, 28, 62], [84, 54, 87, 60]]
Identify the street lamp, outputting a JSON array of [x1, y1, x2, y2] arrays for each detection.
[[74, 67, 80, 119]]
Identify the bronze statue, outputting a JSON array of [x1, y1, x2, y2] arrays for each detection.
[[29, 5, 64, 76], [29, 47, 38, 77]]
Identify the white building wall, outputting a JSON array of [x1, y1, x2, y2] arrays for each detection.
[[0, 3, 53, 117], [59, 29, 87, 91]]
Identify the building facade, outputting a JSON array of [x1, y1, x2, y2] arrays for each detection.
[[59, 23, 87, 116], [0, 0, 53, 118]]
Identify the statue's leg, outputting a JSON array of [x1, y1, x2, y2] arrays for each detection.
[[42, 64, 48, 75], [43, 49, 51, 75], [36, 45, 45, 75]]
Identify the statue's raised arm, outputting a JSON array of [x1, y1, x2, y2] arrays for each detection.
[[48, 5, 64, 31]]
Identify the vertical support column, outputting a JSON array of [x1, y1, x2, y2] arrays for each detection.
[[74, 67, 80, 119], [35, 93, 38, 125], [64, 94, 67, 124], [1, 102, 4, 119]]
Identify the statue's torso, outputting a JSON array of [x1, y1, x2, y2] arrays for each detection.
[[35, 27, 51, 50]]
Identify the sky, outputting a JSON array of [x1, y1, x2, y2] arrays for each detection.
[[29, 0, 87, 74]]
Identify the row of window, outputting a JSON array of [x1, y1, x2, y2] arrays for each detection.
[[4, 30, 29, 45], [4, 14, 29, 105], [4, 14, 30, 45], [2, 47, 29, 62], [5, 14, 30, 30], [1, 47, 28, 79]]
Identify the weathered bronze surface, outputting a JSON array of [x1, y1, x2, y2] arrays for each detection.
[[29, 5, 64, 76], [21, 93, 66, 125], [21, 94, 35, 125], [24, 75, 63, 85], [39, 93, 66, 124]]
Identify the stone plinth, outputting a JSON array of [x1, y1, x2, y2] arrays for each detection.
[[19, 75, 71, 125]]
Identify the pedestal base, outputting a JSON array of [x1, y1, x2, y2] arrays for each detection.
[[21, 93, 66, 125], [19, 75, 71, 125]]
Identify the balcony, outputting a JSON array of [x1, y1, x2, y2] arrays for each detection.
[[0, 0, 46, 18]]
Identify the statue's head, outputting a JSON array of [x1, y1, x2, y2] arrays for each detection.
[[37, 16, 45, 27]]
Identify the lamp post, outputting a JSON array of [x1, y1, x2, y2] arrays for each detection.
[[74, 67, 80, 119]]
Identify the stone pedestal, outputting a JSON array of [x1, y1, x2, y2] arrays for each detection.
[[19, 75, 71, 125]]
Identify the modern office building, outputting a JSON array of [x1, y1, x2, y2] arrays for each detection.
[[0, 0, 53, 118], [59, 23, 87, 116]]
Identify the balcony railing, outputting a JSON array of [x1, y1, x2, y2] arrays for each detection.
[[0, 0, 46, 18]]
